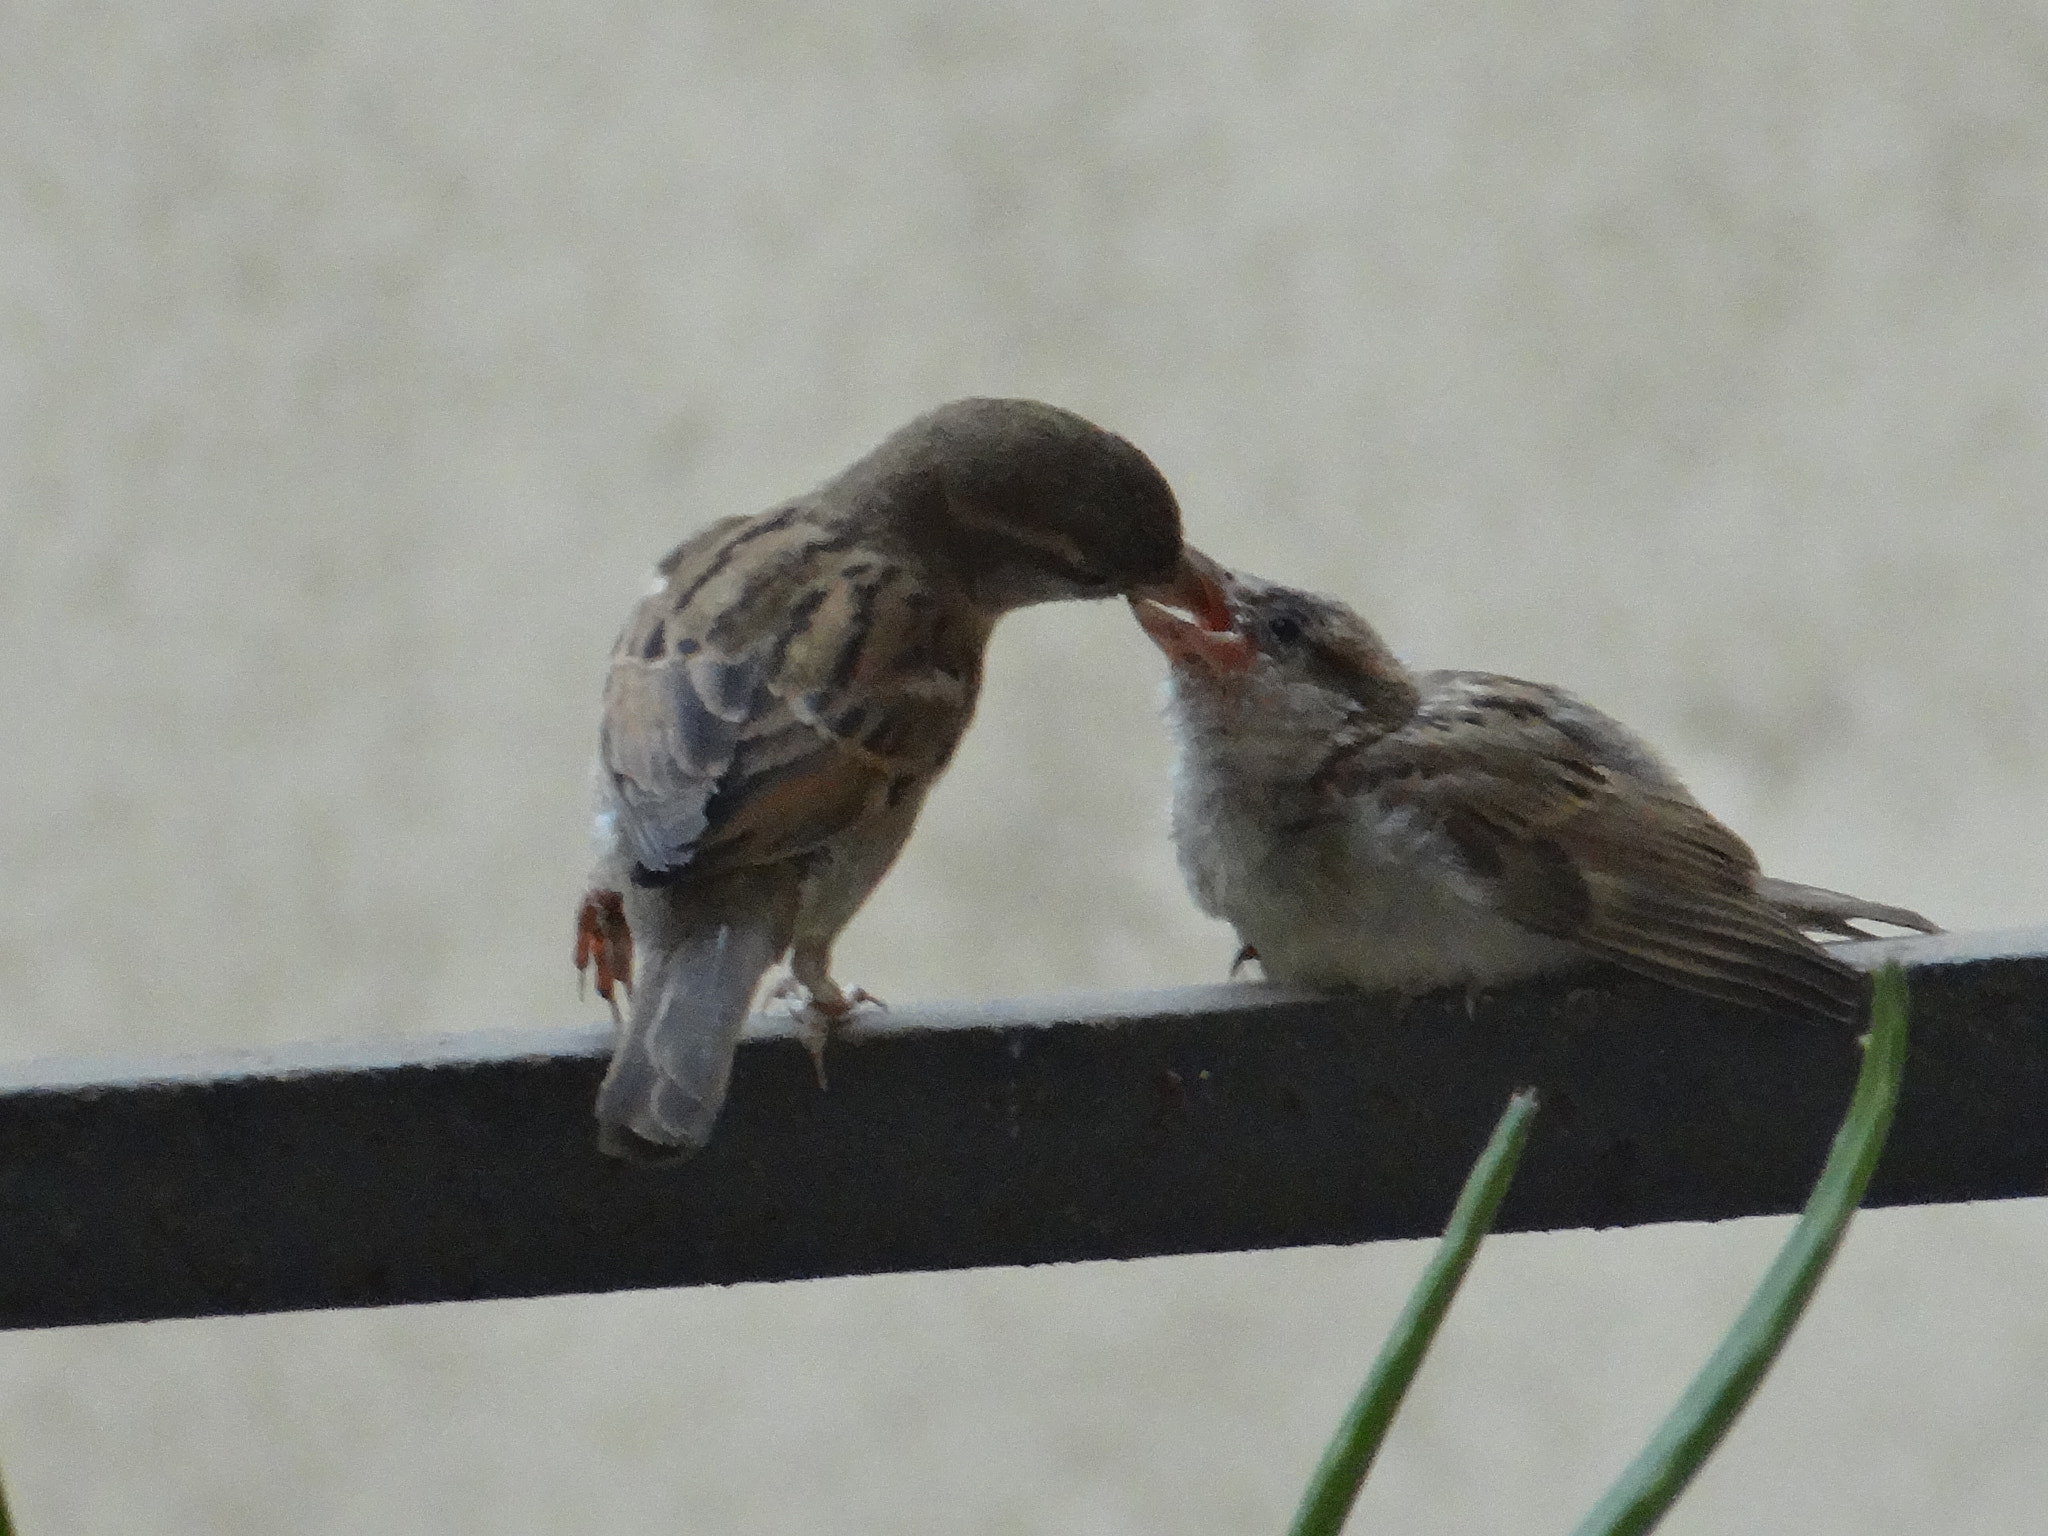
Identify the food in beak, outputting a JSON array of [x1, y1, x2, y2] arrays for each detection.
[[1129, 550, 1254, 674]]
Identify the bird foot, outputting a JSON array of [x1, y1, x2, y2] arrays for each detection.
[[574, 889, 634, 1024], [768, 978, 885, 1090], [1229, 944, 1261, 979]]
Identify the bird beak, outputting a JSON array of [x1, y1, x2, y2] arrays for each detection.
[[1129, 549, 1254, 674]]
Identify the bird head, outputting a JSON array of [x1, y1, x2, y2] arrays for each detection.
[[1131, 554, 1420, 729], [840, 398, 1216, 614]]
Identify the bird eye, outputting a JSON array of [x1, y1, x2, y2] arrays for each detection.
[[1266, 613, 1304, 646]]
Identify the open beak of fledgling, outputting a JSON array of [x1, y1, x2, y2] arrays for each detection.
[[1128, 547, 1255, 675]]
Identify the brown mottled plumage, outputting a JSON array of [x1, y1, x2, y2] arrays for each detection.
[[579, 398, 1211, 1158], [1134, 556, 1937, 1026]]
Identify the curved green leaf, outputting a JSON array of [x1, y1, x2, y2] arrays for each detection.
[[1288, 1087, 1541, 1536], [1572, 963, 1911, 1536]]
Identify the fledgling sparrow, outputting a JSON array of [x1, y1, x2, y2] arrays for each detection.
[[577, 398, 1223, 1158], [1132, 555, 1936, 1025]]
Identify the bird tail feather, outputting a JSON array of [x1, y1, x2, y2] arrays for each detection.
[[595, 910, 784, 1157], [1754, 876, 1940, 940]]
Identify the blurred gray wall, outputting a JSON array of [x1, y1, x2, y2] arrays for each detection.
[[4, 2, 2047, 1531]]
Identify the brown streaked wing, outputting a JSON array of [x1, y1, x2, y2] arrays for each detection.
[[682, 715, 891, 874], [603, 508, 981, 879], [680, 678, 974, 878], [1332, 678, 1864, 1025]]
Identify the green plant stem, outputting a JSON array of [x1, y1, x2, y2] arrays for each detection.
[[1572, 963, 1911, 1536], [1287, 1087, 1541, 1536]]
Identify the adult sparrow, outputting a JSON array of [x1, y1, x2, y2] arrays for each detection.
[[1133, 555, 1936, 1024], [578, 398, 1221, 1158]]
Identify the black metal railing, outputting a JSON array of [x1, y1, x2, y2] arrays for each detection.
[[1, 929, 2040, 1331]]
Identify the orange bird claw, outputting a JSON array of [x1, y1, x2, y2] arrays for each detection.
[[575, 889, 634, 1022]]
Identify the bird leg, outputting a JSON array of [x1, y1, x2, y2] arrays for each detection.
[[772, 941, 884, 1090], [1229, 944, 1261, 978], [574, 889, 634, 1025]]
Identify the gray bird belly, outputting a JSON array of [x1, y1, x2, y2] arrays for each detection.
[[1188, 809, 1581, 997]]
